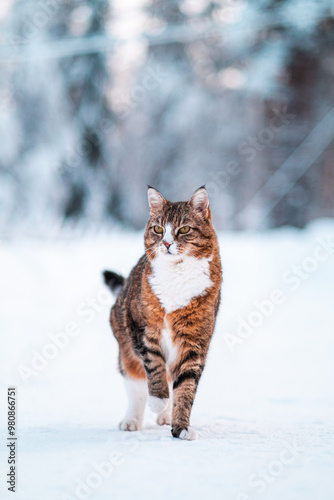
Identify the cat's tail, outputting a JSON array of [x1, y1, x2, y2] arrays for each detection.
[[102, 270, 125, 297]]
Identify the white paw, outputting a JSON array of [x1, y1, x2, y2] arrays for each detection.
[[179, 426, 198, 441], [157, 412, 172, 426], [119, 418, 142, 431], [148, 395, 169, 414]]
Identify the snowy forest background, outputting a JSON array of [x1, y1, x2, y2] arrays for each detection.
[[0, 0, 334, 235], [1, 3, 334, 498]]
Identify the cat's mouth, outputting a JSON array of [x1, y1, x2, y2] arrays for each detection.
[[160, 244, 178, 257]]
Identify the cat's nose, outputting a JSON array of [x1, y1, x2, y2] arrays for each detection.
[[163, 240, 171, 249]]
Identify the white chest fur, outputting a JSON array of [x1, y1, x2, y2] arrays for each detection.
[[149, 254, 213, 314], [160, 321, 178, 367]]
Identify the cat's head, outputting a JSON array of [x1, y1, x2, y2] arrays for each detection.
[[144, 186, 217, 261]]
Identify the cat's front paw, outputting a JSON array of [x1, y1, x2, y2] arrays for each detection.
[[171, 425, 198, 441], [148, 395, 169, 413], [119, 418, 142, 431]]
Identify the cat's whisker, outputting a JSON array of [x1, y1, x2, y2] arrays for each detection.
[[144, 245, 158, 258], [148, 247, 159, 258], [144, 245, 157, 254], [188, 248, 209, 259], [143, 254, 153, 265], [142, 247, 159, 266], [145, 245, 157, 253]]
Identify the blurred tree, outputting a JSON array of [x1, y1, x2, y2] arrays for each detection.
[[0, 0, 114, 233], [55, 0, 114, 222], [267, 14, 334, 228]]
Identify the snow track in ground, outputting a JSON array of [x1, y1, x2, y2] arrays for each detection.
[[1, 220, 333, 499]]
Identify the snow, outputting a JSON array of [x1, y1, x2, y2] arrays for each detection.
[[1, 220, 334, 499]]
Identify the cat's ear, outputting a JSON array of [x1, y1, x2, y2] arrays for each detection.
[[147, 186, 167, 213], [189, 187, 210, 219]]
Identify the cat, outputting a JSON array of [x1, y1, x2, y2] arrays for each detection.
[[103, 186, 222, 440]]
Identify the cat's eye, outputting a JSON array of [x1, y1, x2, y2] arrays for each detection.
[[154, 225, 163, 234], [179, 226, 190, 234]]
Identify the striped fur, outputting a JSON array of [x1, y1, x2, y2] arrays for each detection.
[[106, 187, 222, 440]]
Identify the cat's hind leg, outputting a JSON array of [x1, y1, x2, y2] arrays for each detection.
[[119, 377, 148, 431]]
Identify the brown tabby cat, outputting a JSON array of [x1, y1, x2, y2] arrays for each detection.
[[103, 187, 222, 440]]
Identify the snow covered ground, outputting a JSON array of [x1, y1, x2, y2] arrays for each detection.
[[1, 219, 334, 500]]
